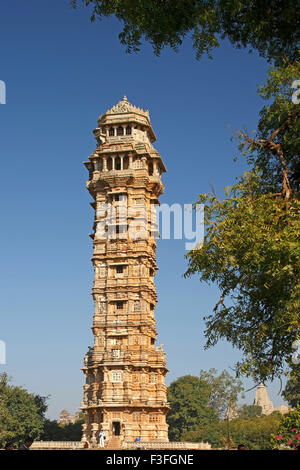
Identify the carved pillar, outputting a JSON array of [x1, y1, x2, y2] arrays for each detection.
[[129, 152, 133, 169], [141, 156, 147, 169], [91, 409, 99, 446], [103, 155, 107, 171], [81, 422, 88, 442]]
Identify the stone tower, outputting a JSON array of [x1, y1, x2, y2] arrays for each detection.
[[81, 97, 169, 446]]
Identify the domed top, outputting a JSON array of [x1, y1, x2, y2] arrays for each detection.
[[98, 96, 150, 122], [96, 96, 156, 142]]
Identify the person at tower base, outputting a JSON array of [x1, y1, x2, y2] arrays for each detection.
[[19, 437, 33, 450], [99, 429, 106, 448], [237, 444, 246, 450], [4, 442, 14, 450]]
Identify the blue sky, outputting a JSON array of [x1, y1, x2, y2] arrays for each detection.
[[0, 1, 287, 419]]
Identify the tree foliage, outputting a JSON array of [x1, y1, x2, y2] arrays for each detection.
[[282, 367, 300, 409], [0, 373, 45, 447], [166, 371, 243, 441], [185, 55, 300, 382], [238, 404, 262, 420], [71, 0, 300, 62], [185, 412, 282, 449], [199, 368, 243, 419], [167, 375, 218, 441], [41, 413, 84, 441], [0, 372, 84, 446], [271, 405, 300, 449], [239, 57, 300, 197]]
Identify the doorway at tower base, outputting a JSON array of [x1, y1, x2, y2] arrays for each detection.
[[81, 409, 170, 445], [82, 424, 170, 445]]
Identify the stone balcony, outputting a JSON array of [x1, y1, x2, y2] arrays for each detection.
[[92, 237, 157, 251], [81, 397, 169, 409], [85, 348, 167, 368], [92, 317, 157, 331]]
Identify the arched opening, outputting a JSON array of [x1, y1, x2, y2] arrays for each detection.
[[126, 125, 131, 135], [109, 127, 114, 136], [148, 162, 153, 176], [107, 157, 113, 171], [123, 155, 129, 170], [115, 156, 121, 170], [117, 126, 124, 136]]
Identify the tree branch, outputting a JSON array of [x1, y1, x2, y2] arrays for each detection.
[[213, 293, 225, 313], [236, 110, 300, 199]]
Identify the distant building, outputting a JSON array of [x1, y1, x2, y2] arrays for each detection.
[[254, 383, 274, 415], [226, 384, 290, 421], [59, 409, 80, 425], [253, 383, 289, 415], [273, 404, 289, 415]]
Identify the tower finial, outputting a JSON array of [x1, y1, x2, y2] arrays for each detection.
[[123, 95, 128, 101]]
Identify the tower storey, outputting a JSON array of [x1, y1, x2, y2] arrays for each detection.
[[81, 97, 169, 446]]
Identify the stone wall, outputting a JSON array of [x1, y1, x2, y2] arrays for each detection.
[[31, 440, 211, 450], [31, 441, 84, 450]]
